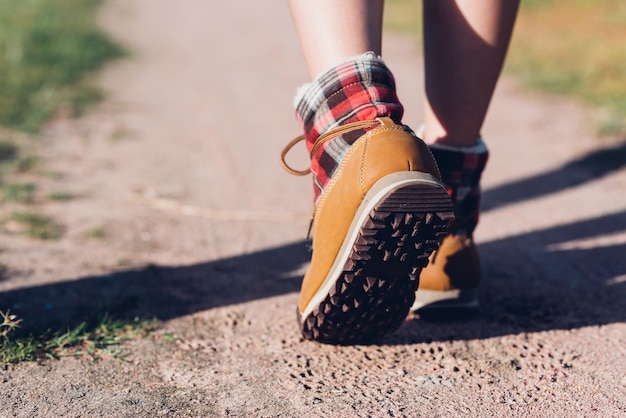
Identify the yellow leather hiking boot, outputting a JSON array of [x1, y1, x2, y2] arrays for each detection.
[[281, 117, 454, 344], [409, 135, 488, 312], [412, 235, 480, 311]]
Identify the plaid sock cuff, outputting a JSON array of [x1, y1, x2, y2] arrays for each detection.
[[294, 52, 404, 201], [429, 141, 489, 236]]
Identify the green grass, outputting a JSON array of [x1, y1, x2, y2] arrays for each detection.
[[0, 143, 63, 240], [47, 191, 77, 201], [85, 227, 106, 239], [2, 182, 37, 204], [0, 153, 38, 182], [5, 211, 65, 240], [1, 310, 157, 364], [384, 0, 422, 34], [0, 0, 118, 241], [0, 1, 148, 366], [507, 0, 626, 135], [0, 0, 124, 132], [385, 0, 626, 136], [14, 155, 39, 174]]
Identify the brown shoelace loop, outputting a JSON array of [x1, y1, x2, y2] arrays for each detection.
[[280, 118, 386, 176], [280, 134, 309, 176]]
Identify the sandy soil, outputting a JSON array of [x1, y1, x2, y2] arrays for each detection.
[[1, 0, 625, 416]]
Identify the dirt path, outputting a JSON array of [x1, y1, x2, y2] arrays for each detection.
[[1, 0, 625, 416]]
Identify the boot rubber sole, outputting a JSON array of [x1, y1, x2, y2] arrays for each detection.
[[411, 288, 479, 311], [299, 171, 454, 344]]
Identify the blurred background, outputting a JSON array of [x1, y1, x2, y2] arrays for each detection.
[[3, 0, 625, 209], [0, 0, 122, 243], [2, 0, 625, 136], [387, 0, 626, 136]]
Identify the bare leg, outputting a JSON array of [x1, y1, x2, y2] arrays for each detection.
[[289, 0, 384, 79], [423, 0, 519, 146]]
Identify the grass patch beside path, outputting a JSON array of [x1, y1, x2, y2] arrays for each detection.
[[509, 0, 626, 135], [0, 2, 149, 366], [1, 310, 157, 365], [385, 0, 626, 136], [0, 0, 121, 240], [3, 211, 65, 240], [0, 0, 123, 132]]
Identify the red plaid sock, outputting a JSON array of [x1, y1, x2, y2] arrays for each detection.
[[428, 141, 489, 236], [294, 52, 404, 203]]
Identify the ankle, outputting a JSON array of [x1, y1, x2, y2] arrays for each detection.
[[427, 140, 489, 236], [293, 52, 404, 201]]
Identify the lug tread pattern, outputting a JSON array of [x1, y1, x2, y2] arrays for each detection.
[[300, 183, 453, 344]]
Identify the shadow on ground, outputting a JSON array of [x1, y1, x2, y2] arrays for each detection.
[[1, 140, 625, 342], [482, 138, 626, 211]]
